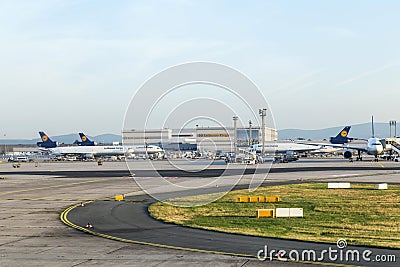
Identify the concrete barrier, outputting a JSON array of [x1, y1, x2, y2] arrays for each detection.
[[257, 209, 274, 218], [275, 208, 303, 218], [266, 196, 281, 202], [328, 182, 351, 189], [237, 196, 249, 202], [378, 183, 388, 190], [236, 196, 281, 203], [249, 196, 259, 202]]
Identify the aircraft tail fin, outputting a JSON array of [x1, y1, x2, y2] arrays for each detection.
[[78, 132, 95, 146], [330, 126, 352, 144], [37, 131, 57, 148]]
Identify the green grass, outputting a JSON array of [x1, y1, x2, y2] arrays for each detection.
[[148, 183, 400, 248]]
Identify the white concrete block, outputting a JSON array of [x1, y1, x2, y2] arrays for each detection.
[[275, 208, 303, 218], [378, 183, 388, 190], [328, 182, 351, 189], [289, 208, 303, 217], [275, 208, 290, 217]]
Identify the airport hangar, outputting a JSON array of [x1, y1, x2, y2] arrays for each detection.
[[122, 126, 278, 153]]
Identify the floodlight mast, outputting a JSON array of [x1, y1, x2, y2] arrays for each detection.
[[233, 116, 238, 162], [259, 108, 267, 156]]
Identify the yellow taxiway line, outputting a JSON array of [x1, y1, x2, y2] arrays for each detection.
[[60, 202, 360, 267]]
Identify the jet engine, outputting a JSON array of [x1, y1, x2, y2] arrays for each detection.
[[343, 150, 353, 159]]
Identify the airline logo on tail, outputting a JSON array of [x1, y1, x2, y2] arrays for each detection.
[[37, 131, 57, 148], [330, 126, 353, 144], [78, 132, 95, 146]]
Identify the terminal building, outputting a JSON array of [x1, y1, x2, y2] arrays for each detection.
[[122, 126, 278, 153], [196, 126, 277, 152]]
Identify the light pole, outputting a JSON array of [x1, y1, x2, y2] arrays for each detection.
[[249, 120, 252, 146], [259, 108, 267, 155], [233, 116, 238, 161], [2, 134, 5, 155], [390, 120, 397, 138]]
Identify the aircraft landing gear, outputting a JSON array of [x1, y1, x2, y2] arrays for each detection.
[[356, 151, 362, 161]]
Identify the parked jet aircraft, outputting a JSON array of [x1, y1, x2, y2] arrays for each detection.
[[47, 143, 163, 158], [36, 132, 163, 158], [248, 142, 323, 155], [248, 127, 355, 156], [304, 117, 384, 161]]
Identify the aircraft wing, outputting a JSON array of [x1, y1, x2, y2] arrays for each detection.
[[297, 142, 368, 152], [350, 137, 368, 141]]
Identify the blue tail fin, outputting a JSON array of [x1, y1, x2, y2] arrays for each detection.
[[37, 131, 57, 148], [330, 126, 352, 144], [78, 132, 95, 146]]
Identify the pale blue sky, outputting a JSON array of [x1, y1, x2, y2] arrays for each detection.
[[1, 0, 399, 138]]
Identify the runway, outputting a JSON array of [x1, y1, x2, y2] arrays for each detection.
[[1, 160, 399, 266], [59, 160, 399, 267], [2, 164, 400, 178]]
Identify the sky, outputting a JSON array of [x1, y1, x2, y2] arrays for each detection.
[[0, 0, 399, 138]]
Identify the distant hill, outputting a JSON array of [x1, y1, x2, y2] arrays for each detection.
[[278, 122, 395, 140], [0, 133, 122, 145]]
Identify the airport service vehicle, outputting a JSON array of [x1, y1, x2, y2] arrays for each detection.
[[8, 156, 29, 162], [304, 116, 384, 161]]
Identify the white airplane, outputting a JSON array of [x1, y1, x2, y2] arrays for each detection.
[[248, 126, 358, 156], [302, 116, 384, 161], [248, 142, 323, 155], [47, 144, 163, 157], [36, 132, 163, 158]]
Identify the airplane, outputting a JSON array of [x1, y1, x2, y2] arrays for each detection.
[[303, 116, 384, 161], [248, 126, 356, 156], [48, 145, 128, 158], [47, 143, 164, 158], [248, 142, 323, 156], [329, 126, 354, 144], [78, 133, 96, 146], [36, 132, 163, 158], [36, 131, 58, 148]]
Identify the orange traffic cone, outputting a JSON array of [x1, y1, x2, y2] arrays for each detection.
[[86, 223, 93, 229]]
